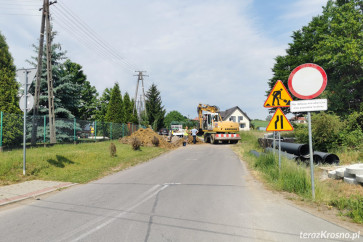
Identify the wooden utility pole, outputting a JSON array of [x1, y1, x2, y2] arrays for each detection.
[[31, 0, 46, 145], [45, 0, 56, 144], [133, 71, 148, 123]]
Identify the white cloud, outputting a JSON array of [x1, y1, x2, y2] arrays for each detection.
[[281, 0, 327, 20], [2, 0, 328, 120]]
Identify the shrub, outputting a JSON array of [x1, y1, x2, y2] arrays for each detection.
[[340, 111, 363, 150], [109, 143, 116, 157], [131, 137, 141, 150], [152, 136, 159, 147], [330, 195, 363, 224]]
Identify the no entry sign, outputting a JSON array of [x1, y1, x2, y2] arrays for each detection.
[[288, 63, 327, 99]]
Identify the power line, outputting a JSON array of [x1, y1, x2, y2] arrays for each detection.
[[57, 2, 139, 70], [50, 1, 139, 73], [52, 9, 135, 72]]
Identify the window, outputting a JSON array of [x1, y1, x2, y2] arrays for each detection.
[[238, 116, 243, 122], [240, 123, 245, 128], [229, 116, 236, 122]]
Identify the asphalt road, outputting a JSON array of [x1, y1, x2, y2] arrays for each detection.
[[0, 145, 357, 242]]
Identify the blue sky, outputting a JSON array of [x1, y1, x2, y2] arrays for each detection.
[[0, 0, 328, 120]]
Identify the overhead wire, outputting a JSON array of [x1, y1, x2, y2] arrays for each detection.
[[57, 1, 139, 71], [51, 1, 139, 72]]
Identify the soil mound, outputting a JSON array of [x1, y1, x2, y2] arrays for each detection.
[[119, 128, 203, 148], [119, 128, 175, 149]]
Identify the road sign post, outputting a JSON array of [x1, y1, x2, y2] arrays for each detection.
[[17, 68, 36, 176], [288, 63, 327, 200]]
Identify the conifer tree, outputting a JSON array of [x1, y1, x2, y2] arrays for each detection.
[[145, 83, 165, 131], [105, 83, 124, 123], [123, 92, 138, 123], [0, 31, 20, 114]]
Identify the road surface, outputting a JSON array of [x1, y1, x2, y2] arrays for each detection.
[[0, 145, 358, 241]]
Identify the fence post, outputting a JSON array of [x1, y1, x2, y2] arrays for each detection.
[[44, 115, 46, 147], [110, 122, 112, 140], [74, 118, 76, 144], [0, 111, 3, 152], [95, 121, 97, 142]]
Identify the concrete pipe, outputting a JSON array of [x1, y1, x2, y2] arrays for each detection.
[[250, 150, 260, 158], [265, 148, 299, 160], [277, 142, 309, 156], [313, 151, 340, 165]]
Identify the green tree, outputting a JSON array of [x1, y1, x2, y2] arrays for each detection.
[[0, 31, 20, 114], [164, 110, 186, 128], [123, 92, 137, 123], [95, 87, 111, 122], [105, 83, 124, 123], [61, 60, 98, 120], [268, 0, 362, 116], [0, 32, 22, 147], [145, 83, 165, 131]]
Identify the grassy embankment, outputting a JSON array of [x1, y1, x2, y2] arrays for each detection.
[[233, 131, 363, 224], [0, 141, 166, 185]]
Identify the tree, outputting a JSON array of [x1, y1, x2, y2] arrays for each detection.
[[0, 31, 20, 114], [145, 83, 165, 131], [265, 115, 272, 121], [164, 110, 187, 128], [123, 92, 137, 123], [268, 0, 362, 116], [105, 83, 124, 123], [61, 60, 98, 120], [95, 87, 111, 122], [0, 32, 22, 147]]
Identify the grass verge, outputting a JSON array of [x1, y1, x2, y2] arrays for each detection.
[[0, 141, 166, 185], [233, 131, 363, 224]]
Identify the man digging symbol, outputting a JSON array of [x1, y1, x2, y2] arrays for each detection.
[[272, 89, 283, 106]]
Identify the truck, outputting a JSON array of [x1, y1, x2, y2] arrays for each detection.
[[197, 103, 241, 144]]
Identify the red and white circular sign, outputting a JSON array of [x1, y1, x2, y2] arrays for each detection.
[[288, 63, 327, 99]]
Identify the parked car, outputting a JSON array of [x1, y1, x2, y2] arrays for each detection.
[[159, 128, 169, 135]]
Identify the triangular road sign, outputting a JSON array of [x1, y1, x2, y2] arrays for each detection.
[[266, 108, 294, 132], [264, 80, 293, 108]]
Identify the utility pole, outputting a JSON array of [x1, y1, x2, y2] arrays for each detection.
[[31, 0, 46, 145], [45, 0, 57, 144], [133, 71, 148, 123]]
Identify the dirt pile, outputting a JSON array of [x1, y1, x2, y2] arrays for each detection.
[[119, 128, 175, 149], [119, 128, 203, 148]]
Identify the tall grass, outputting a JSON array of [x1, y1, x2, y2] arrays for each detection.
[[0, 141, 166, 184], [254, 153, 311, 196], [233, 131, 363, 224]]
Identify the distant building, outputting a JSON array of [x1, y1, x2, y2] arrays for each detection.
[[220, 106, 251, 131], [290, 116, 307, 124]]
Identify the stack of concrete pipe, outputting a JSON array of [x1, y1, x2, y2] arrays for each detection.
[[266, 142, 340, 165], [328, 164, 363, 185]]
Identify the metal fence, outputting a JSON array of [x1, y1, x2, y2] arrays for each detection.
[[0, 111, 142, 150]]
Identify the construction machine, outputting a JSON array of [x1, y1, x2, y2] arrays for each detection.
[[197, 103, 241, 144]]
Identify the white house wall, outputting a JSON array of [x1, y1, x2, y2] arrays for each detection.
[[226, 110, 250, 131]]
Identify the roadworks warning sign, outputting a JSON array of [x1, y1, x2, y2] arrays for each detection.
[[266, 108, 294, 132], [264, 80, 293, 108]]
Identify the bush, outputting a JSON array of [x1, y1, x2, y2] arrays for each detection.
[[330, 195, 363, 224], [109, 143, 116, 157], [131, 137, 141, 150], [340, 111, 363, 150], [152, 136, 159, 147], [293, 113, 343, 151], [2, 113, 22, 147]]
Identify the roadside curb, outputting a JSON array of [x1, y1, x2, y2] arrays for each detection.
[[0, 181, 77, 206]]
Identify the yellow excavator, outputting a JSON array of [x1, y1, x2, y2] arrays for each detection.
[[197, 103, 241, 144]]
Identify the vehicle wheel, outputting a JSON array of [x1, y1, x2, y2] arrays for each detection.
[[210, 135, 216, 144], [230, 140, 238, 144], [204, 135, 209, 143]]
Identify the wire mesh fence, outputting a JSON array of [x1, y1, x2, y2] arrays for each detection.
[[0, 111, 142, 150]]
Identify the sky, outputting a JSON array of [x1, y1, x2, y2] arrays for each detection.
[[0, 0, 328, 120]]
